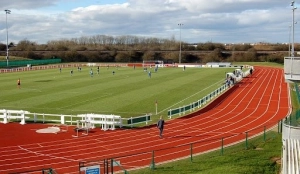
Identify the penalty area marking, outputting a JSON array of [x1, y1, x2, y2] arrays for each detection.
[[59, 93, 112, 109], [21, 87, 42, 92]]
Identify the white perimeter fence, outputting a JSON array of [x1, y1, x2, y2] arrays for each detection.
[[0, 110, 151, 130]]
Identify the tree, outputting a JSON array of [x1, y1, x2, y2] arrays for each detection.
[[128, 51, 142, 62], [115, 52, 129, 62], [0, 43, 6, 51], [64, 51, 79, 62], [185, 53, 199, 63], [234, 44, 252, 51], [203, 48, 223, 62], [162, 52, 178, 63], [142, 51, 155, 61], [197, 42, 215, 51], [244, 48, 258, 62], [21, 51, 41, 59], [16, 39, 37, 51]]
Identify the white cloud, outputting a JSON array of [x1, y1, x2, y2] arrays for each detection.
[[0, 0, 298, 44], [1, 0, 57, 10]]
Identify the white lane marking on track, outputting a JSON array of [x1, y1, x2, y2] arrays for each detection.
[[18, 146, 77, 162]]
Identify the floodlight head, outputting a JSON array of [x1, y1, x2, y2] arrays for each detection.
[[291, 1, 295, 6], [4, 9, 11, 14]]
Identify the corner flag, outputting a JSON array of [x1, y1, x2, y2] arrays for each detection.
[[155, 100, 158, 115]]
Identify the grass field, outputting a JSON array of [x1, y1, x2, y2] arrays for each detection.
[[0, 66, 235, 121]]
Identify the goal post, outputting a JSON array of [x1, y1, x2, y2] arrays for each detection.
[[142, 60, 164, 68]]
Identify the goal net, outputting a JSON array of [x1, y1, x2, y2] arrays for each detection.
[[142, 60, 164, 68]]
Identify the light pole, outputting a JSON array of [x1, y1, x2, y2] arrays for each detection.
[[290, 1, 297, 79], [289, 25, 292, 57], [291, 1, 296, 57], [5, 9, 11, 67], [178, 23, 183, 64]]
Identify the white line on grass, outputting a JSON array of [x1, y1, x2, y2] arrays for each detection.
[[158, 79, 225, 114], [58, 93, 112, 109], [63, 92, 80, 94], [21, 87, 42, 92]]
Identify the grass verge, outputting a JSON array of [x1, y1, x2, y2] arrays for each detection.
[[128, 130, 282, 174]]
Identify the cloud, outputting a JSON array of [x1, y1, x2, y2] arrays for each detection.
[[1, 0, 57, 10], [0, 0, 298, 44]]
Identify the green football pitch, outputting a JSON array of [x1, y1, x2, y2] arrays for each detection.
[[0, 66, 235, 119]]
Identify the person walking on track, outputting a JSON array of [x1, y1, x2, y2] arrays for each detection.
[[157, 116, 165, 138]]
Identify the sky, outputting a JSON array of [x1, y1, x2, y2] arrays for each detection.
[[0, 0, 299, 45]]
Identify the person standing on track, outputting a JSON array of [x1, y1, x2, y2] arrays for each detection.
[[157, 116, 165, 138]]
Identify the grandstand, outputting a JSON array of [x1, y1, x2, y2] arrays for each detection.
[[283, 53, 300, 174], [284, 57, 300, 83], [282, 64, 300, 174]]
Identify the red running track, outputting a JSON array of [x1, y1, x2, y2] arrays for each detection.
[[0, 66, 290, 173]]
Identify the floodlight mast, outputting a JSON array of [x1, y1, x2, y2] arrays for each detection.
[[289, 1, 297, 79], [178, 23, 183, 64], [5, 9, 11, 67], [289, 25, 292, 57], [291, 1, 296, 57]]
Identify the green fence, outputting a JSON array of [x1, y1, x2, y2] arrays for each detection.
[[127, 114, 151, 127], [168, 84, 228, 118], [284, 109, 300, 126], [284, 83, 300, 126], [0, 59, 61, 68], [295, 83, 300, 103]]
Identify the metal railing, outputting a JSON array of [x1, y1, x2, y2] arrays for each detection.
[[167, 68, 249, 118]]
